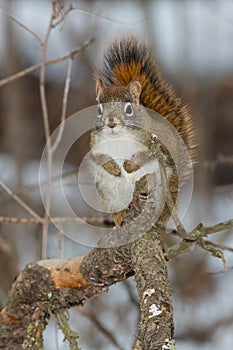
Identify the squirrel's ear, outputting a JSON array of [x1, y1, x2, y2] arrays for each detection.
[[128, 80, 141, 104], [96, 79, 104, 100]]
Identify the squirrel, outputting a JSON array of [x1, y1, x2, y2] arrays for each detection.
[[89, 36, 195, 227]]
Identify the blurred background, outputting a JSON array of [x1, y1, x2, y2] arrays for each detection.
[[0, 0, 233, 349]]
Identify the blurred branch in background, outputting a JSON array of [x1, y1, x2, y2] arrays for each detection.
[[0, 0, 94, 260], [0, 234, 18, 308], [0, 40, 94, 88], [203, 153, 233, 171], [79, 307, 125, 350]]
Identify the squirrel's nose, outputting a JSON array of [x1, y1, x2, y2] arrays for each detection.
[[108, 115, 117, 128]]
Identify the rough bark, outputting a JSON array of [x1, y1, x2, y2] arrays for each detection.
[[131, 228, 175, 350]]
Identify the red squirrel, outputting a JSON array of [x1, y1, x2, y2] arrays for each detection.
[[89, 37, 195, 227]]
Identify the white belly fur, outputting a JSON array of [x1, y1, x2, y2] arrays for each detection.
[[90, 132, 162, 213]]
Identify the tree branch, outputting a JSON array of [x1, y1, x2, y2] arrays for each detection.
[[165, 219, 233, 261], [0, 180, 43, 224], [0, 245, 133, 349]]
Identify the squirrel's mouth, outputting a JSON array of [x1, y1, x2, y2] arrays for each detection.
[[108, 121, 117, 129], [103, 124, 122, 136]]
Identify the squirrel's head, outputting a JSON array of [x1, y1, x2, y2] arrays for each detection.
[[95, 79, 142, 136]]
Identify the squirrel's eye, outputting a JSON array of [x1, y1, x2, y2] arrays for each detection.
[[97, 104, 103, 117], [124, 102, 133, 116]]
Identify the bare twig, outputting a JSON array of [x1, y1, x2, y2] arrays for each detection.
[[204, 239, 233, 252], [51, 57, 73, 153], [79, 308, 125, 350], [198, 238, 227, 270], [55, 5, 148, 27], [0, 3, 43, 44], [0, 180, 43, 224], [39, 6, 55, 260], [0, 216, 40, 225], [166, 219, 233, 261], [0, 216, 105, 225], [0, 7, 94, 259], [16, 169, 77, 195], [198, 219, 233, 235], [51, 310, 80, 350], [50, 56, 73, 259], [0, 39, 94, 88]]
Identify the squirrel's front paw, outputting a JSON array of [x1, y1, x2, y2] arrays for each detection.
[[123, 159, 140, 173], [102, 160, 121, 177], [114, 210, 125, 227]]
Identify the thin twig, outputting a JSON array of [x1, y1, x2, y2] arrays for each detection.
[[0, 3, 43, 44], [166, 219, 233, 261], [39, 7, 54, 260], [16, 166, 93, 196], [51, 310, 80, 350], [0, 216, 106, 225], [51, 55, 73, 259], [0, 180, 43, 224], [199, 219, 233, 235], [55, 5, 148, 27], [0, 39, 94, 88], [198, 238, 227, 270], [204, 239, 233, 252], [51, 57, 73, 153], [79, 308, 125, 350]]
